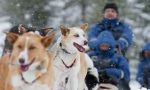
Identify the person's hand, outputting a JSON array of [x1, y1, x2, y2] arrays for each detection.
[[98, 69, 107, 78], [117, 40, 126, 50], [88, 38, 98, 50]]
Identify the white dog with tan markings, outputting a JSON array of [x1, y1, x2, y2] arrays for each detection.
[[52, 24, 98, 90]]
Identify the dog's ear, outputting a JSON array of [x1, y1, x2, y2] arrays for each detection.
[[60, 25, 70, 36], [80, 23, 88, 31], [43, 28, 53, 36], [6, 32, 19, 45], [41, 32, 55, 48], [18, 24, 27, 34]]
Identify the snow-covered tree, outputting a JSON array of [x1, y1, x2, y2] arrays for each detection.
[[2, 0, 51, 29]]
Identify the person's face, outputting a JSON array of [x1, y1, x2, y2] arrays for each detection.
[[144, 51, 150, 58], [99, 43, 110, 51], [104, 8, 118, 19]]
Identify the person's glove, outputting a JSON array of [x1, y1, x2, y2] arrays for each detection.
[[98, 69, 119, 85], [117, 40, 127, 50], [98, 69, 107, 78], [85, 69, 99, 89], [88, 38, 98, 50]]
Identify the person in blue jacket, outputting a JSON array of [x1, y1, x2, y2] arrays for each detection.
[[87, 31, 130, 89], [136, 42, 150, 89], [88, 2, 133, 55]]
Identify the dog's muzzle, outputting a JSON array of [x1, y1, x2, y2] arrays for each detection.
[[73, 42, 85, 52]]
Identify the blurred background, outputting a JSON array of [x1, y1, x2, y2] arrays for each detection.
[[0, 0, 150, 89]]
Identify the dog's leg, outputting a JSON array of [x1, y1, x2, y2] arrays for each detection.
[[84, 54, 99, 90], [68, 74, 78, 90], [78, 81, 88, 90]]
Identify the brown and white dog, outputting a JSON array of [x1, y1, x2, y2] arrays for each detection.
[[3, 27, 55, 90], [51, 23, 98, 90]]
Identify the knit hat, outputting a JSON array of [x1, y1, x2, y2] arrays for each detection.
[[103, 3, 118, 13]]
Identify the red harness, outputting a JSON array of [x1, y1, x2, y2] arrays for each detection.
[[61, 59, 76, 69]]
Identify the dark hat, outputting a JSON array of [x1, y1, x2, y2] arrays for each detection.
[[103, 3, 118, 13]]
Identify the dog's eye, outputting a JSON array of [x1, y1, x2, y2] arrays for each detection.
[[74, 34, 79, 37], [17, 45, 22, 49], [29, 46, 36, 50]]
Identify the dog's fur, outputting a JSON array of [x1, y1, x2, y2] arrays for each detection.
[[0, 53, 10, 90], [51, 23, 98, 90], [1, 28, 55, 90]]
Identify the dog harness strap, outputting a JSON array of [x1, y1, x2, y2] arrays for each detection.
[[20, 72, 43, 84], [62, 48, 71, 54], [65, 77, 69, 84], [60, 43, 71, 54], [61, 59, 76, 69]]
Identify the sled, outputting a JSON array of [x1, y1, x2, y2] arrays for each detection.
[[98, 83, 118, 90]]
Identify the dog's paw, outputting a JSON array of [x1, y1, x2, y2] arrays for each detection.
[[85, 68, 99, 90], [88, 67, 99, 81]]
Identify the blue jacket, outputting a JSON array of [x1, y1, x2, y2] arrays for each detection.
[[136, 42, 150, 88], [88, 18, 133, 51], [88, 31, 130, 82]]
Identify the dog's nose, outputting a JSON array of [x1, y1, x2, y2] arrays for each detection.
[[19, 58, 25, 64], [84, 40, 88, 45]]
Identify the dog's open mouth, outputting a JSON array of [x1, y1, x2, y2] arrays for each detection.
[[73, 42, 85, 52], [20, 58, 35, 72]]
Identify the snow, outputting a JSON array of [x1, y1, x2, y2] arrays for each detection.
[[140, 13, 150, 21], [134, 3, 145, 9], [0, 17, 11, 56], [143, 26, 150, 39], [16, 3, 21, 7], [129, 80, 143, 90], [124, 18, 137, 26], [49, 0, 65, 7], [127, 0, 136, 3], [24, 14, 31, 20]]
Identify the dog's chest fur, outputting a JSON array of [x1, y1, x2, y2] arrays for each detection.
[[11, 70, 49, 90], [53, 50, 80, 85], [54, 50, 80, 71], [11, 74, 50, 90]]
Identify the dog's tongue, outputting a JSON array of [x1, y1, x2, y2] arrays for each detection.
[[73, 43, 85, 52], [20, 65, 29, 72]]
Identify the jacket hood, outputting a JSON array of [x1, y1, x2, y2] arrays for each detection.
[[140, 42, 150, 59], [96, 31, 116, 58], [142, 42, 150, 51], [97, 31, 116, 48]]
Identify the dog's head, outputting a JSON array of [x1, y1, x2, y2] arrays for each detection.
[[60, 23, 88, 54], [6, 28, 55, 72]]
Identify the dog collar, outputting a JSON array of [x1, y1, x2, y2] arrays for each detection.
[[20, 72, 45, 84], [60, 43, 71, 54], [61, 59, 76, 69]]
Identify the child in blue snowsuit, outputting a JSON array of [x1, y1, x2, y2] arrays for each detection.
[[136, 42, 150, 89], [87, 31, 130, 89]]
